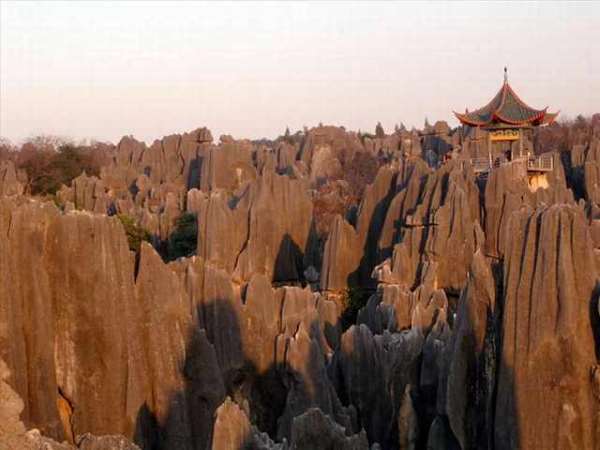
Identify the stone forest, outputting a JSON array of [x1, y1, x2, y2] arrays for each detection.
[[1, 78, 600, 450]]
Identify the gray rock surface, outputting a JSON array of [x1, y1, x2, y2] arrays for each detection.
[[290, 408, 369, 450]]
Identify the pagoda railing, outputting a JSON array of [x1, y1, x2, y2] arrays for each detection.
[[527, 154, 554, 172], [470, 157, 492, 173], [459, 154, 554, 174]]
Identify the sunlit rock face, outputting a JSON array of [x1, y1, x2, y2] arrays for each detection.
[[495, 204, 599, 450], [0, 160, 24, 196]]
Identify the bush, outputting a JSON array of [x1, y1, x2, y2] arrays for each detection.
[[117, 214, 151, 253], [343, 151, 379, 202], [167, 213, 198, 260], [16, 137, 105, 196], [340, 286, 372, 331]]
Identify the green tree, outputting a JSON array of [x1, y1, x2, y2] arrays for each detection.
[[168, 213, 198, 260], [340, 286, 372, 330]]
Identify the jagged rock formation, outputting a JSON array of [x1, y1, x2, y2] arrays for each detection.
[[495, 204, 599, 450], [584, 138, 600, 203], [0, 357, 139, 450], [2, 121, 600, 450], [299, 126, 363, 183], [0, 199, 362, 449], [444, 251, 497, 450], [483, 156, 573, 259], [331, 324, 425, 448], [195, 171, 313, 283], [289, 408, 368, 450], [0, 160, 24, 196], [211, 398, 282, 450], [388, 161, 480, 293]]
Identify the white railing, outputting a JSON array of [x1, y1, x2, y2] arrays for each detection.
[[459, 154, 554, 175], [470, 157, 492, 173], [527, 154, 554, 172]]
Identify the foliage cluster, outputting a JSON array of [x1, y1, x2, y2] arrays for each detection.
[[117, 214, 152, 253], [167, 213, 198, 260], [312, 181, 353, 238], [343, 150, 379, 201], [0, 136, 111, 196], [534, 114, 600, 154], [340, 286, 372, 331]]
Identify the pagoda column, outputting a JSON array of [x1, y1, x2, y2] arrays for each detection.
[[519, 128, 523, 158], [487, 131, 492, 166]]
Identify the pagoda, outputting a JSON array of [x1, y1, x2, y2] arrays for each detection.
[[454, 68, 558, 169]]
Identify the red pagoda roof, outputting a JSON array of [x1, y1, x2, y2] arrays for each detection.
[[454, 73, 558, 127]]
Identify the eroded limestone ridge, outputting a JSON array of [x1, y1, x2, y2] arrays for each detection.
[[1, 122, 599, 450]]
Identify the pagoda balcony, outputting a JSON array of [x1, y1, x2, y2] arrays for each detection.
[[460, 154, 554, 175]]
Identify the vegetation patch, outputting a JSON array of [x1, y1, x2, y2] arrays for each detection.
[[117, 214, 152, 253], [167, 213, 198, 260], [340, 286, 373, 331]]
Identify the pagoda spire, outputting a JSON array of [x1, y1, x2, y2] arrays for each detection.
[[504, 66, 508, 83]]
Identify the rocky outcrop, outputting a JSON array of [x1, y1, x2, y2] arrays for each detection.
[[584, 138, 600, 203], [320, 215, 360, 291], [198, 140, 256, 192], [385, 161, 481, 293], [210, 399, 370, 450], [0, 199, 70, 441], [276, 321, 353, 442], [195, 189, 249, 273], [483, 162, 532, 258], [57, 173, 108, 213], [211, 398, 282, 450], [320, 164, 403, 291], [2, 200, 338, 449], [484, 155, 573, 259], [4, 119, 600, 450], [358, 268, 449, 335], [197, 171, 313, 283], [105, 128, 211, 189], [0, 202, 196, 445], [290, 408, 368, 450], [495, 204, 599, 450], [234, 171, 313, 283], [377, 159, 431, 260], [128, 243, 199, 449], [299, 126, 363, 184], [0, 357, 139, 450], [0, 160, 24, 196], [76, 434, 141, 450], [0, 357, 28, 447], [445, 251, 498, 450], [331, 324, 425, 448], [47, 212, 137, 438]]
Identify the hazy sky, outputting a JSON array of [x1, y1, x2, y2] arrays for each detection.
[[1, 1, 599, 145]]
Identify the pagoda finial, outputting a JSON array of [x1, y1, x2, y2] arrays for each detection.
[[504, 66, 508, 83]]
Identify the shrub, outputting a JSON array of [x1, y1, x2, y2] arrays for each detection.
[[167, 213, 198, 260], [117, 214, 151, 253], [343, 151, 379, 201], [340, 286, 372, 331], [16, 137, 104, 196]]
